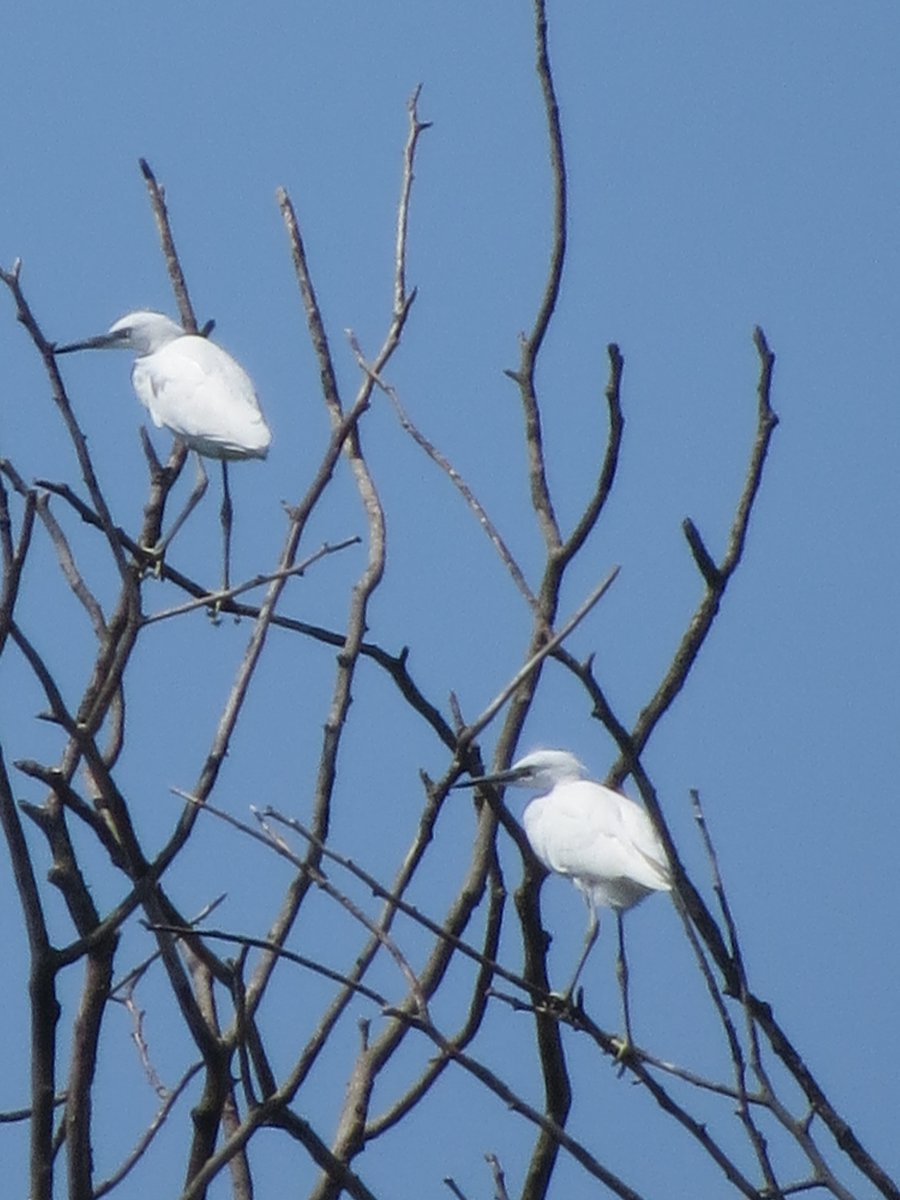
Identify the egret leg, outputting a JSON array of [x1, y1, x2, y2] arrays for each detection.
[[615, 910, 634, 1049], [142, 453, 209, 574], [564, 902, 599, 999], [220, 461, 233, 592]]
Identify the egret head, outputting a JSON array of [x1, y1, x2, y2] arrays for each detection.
[[455, 748, 588, 791], [55, 311, 185, 357]]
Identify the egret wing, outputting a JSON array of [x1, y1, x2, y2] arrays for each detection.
[[132, 336, 271, 460], [523, 781, 670, 905]]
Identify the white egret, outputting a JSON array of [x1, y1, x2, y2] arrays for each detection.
[[456, 748, 671, 1045], [55, 311, 271, 589]]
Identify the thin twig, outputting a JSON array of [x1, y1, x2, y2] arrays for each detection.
[[146, 923, 389, 1008], [461, 566, 619, 746], [486, 1153, 511, 1200], [142, 537, 360, 624], [139, 159, 199, 333], [608, 326, 779, 787], [348, 334, 537, 610]]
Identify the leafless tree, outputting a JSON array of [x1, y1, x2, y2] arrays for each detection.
[[0, 4, 896, 1199]]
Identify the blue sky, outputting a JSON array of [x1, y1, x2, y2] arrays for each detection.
[[1, 3, 899, 1197]]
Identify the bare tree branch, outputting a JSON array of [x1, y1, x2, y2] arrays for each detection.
[[0, 17, 893, 1200]]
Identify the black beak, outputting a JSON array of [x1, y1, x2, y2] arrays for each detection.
[[453, 766, 524, 789], [54, 332, 124, 355]]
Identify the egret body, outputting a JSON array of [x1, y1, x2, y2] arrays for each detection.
[[55, 311, 271, 588], [457, 748, 671, 1043]]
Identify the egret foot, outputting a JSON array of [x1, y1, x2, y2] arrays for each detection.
[[541, 991, 571, 1016], [137, 541, 166, 579], [611, 1034, 634, 1078], [205, 589, 241, 625], [557, 985, 586, 1013]]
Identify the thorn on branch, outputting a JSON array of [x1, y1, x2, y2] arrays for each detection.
[[407, 83, 433, 133], [485, 1153, 511, 1200], [18, 799, 52, 832], [449, 691, 465, 735], [752, 325, 779, 429], [139, 427, 163, 479], [682, 518, 722, 589], [605, 344, 625, 413], [443, 1177, 470, 1200], [752, 324, 772, 363]]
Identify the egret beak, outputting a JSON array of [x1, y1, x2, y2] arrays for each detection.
[[54, 331, 128, 355], [453, 764, 526, 789]]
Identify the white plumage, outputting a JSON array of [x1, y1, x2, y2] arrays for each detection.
[[56, 311, 271, 588], [517, 750, 670, 910], [457, 748, 671, 1040], [57, 311, 271, 460]]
